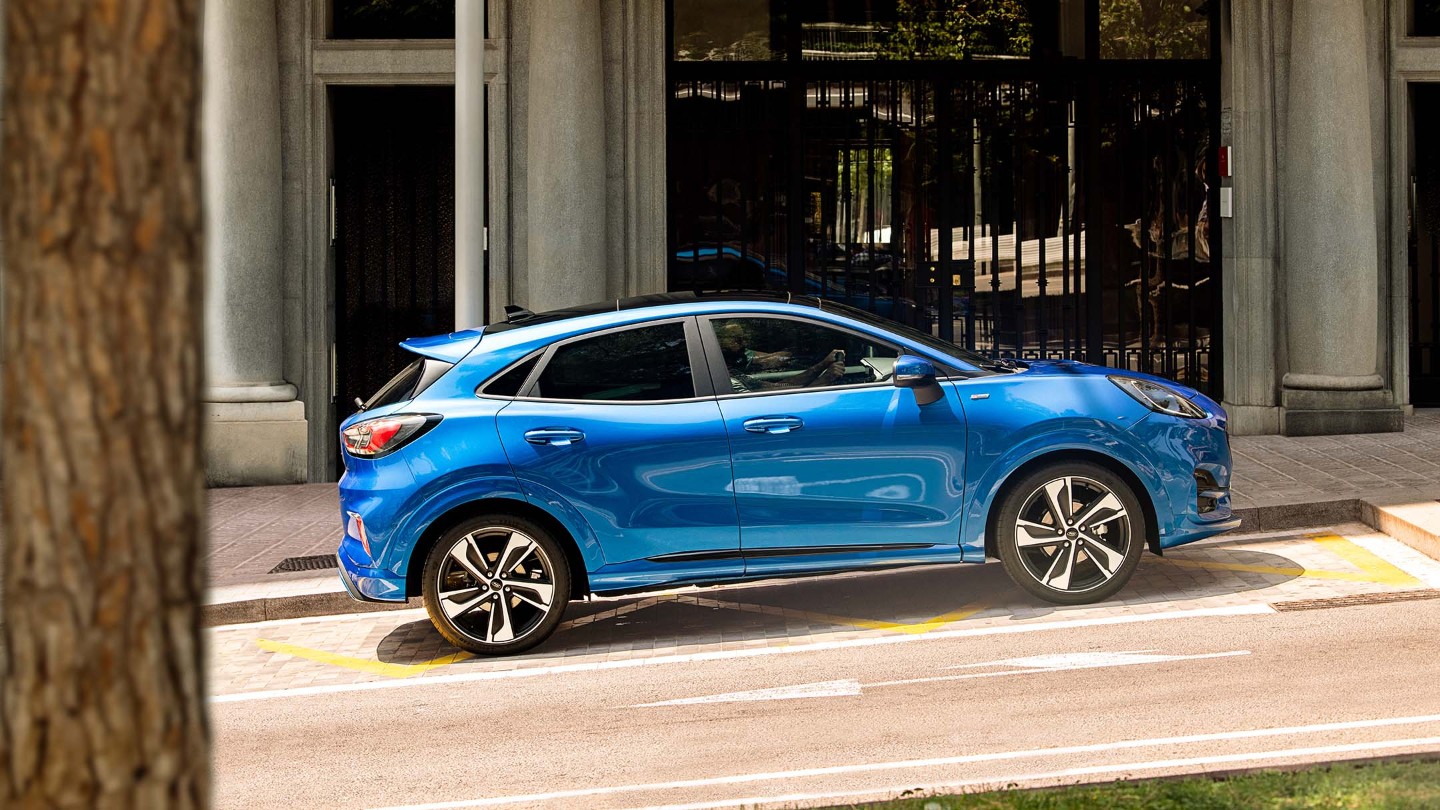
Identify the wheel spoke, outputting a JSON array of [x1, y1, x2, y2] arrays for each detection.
[[441, 589, 490, 620], [1016, 519, 1062, 547], [1073, 492, 1124, 533], [1043, 542, 1078, 590], [497, 533, 538, 576], [1042, 478, 1073, 525], [487, 594, 516, 643], [502, 578, 554, 608], [448, 535, 491, 582], [1079, 534, 1125, 580]]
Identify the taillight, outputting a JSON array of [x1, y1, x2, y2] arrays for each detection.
[[341, 414, 438, 458]]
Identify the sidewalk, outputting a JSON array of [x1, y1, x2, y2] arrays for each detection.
[[204, 409, 1440, 624]]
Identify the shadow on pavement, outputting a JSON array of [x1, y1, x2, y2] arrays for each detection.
[[374, 544, 1304, 664]]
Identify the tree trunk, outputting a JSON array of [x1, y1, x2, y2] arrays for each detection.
[[0, 1, 208, 807]]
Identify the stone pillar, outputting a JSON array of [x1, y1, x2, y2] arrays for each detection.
[[526, 0, 607, 311], [202, 0, 308, 483], [455, 0, 486, 328], [1219, 0, 1280, 435], [1278, 0, 1401, 434]]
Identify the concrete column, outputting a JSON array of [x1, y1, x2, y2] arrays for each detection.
[[455, 0, 486, 328], [1278, 0, 1401, 433], [1219, 0, 1280, 435], [202, 0, 307, 483], [526, 0, 606, 311]]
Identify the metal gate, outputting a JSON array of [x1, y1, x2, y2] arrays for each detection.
[[667, 3, 1222, 396]]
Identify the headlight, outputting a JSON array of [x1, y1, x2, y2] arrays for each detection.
[[1108, 376, 1207, 419]]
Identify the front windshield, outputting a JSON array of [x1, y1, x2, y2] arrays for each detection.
[[820, 301, 1007, 372]]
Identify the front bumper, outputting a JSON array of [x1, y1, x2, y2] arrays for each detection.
[[338, 534, 407, 603]]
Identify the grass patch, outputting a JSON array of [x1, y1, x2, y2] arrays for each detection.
[[829, 759, 1440, 810]]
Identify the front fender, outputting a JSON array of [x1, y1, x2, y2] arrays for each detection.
[[953, 375, 1172, 561], [960, 427, 1173, 560]]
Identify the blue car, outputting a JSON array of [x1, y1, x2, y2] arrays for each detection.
[[337, 292, 1240, 655]]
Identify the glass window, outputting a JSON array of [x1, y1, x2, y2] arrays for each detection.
[[332, 0, 455, 40], [710, 317, 899, 393], [1419, 0, 1440, 36], [480, 356, 540, 398], [1099, 0, 1208, 59], [673, 0, 786, 61], [533, 323, 695, 402], [800, 0, 1033, 61]]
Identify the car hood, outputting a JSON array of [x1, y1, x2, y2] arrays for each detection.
[[398, 328, 485, 364], [1018, 359, 1215, 408]]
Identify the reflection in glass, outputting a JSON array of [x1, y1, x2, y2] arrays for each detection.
[[800, 0, 1032, 60], [673, 0, 785, 61], [332, 0, 455, 39], [1099, 0, 1208, 59]]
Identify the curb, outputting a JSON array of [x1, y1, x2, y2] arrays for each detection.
[[203, 497, 1440, 628], [204, 591, 417, 627]]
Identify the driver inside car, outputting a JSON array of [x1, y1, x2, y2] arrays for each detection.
[[715, 321, 846, 393]]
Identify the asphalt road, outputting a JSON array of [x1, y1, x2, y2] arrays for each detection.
[[211, 594, 1440, 809]]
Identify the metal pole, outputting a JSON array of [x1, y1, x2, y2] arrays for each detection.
[[455, 0, 487, 327]]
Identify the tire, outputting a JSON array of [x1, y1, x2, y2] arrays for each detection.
[[994, 461, 1147, 606], [422, 514, 571, 656]]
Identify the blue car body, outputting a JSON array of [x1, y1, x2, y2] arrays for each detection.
[[337, 293, 1239, 604]]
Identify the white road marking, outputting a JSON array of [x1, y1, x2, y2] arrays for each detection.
[[368, 715, 1440, 810], [636, 679, 863, 707], [210, 603, 1271, 704], [867, 649, 1250, 689], [634, 650, 1249, 707], [605, 737, 1440, 810]]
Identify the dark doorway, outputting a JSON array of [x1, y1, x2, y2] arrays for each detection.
[[332, 85, 456, 439], [1412, 84, 1440, 406]]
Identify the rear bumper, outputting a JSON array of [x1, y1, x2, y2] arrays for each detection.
[[338, 535, 407, 603]]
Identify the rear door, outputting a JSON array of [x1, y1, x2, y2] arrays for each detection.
[[494, 318, 742, 587]]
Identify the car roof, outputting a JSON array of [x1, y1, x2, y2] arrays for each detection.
[[484, 291, 827, 335]]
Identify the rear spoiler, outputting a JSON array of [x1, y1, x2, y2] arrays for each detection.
[[398, 328, 485, 364]]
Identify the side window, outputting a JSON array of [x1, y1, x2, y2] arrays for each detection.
[[480, 355, 540, 398], [533, 322, 695, 402], [709, 317, 899, 394]]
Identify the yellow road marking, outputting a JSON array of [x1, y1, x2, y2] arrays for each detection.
[[1311, 534, 1420, 586], [1156, 535, 1420, 587], [256, 638, 472, 678]]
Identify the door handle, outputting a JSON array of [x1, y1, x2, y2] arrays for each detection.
[[524, 428, 586, 446], [742, 416, 804, 435]]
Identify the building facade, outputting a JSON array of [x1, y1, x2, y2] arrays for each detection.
[[1, 0, 1438, 485]]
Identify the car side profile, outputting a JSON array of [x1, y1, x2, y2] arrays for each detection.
[[337, 292, 1240, 655]]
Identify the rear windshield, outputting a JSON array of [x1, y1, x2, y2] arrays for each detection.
[[359, 357, 452, 412]]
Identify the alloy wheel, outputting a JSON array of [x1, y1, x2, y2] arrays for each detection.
[[434, 527, 558, 645], [1013, 475, 1133, 595]]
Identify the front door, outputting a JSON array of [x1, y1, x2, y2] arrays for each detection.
[[1412, 83, 1440, 406], [495, 319, 742, 590], [700, 315, 968, 574]]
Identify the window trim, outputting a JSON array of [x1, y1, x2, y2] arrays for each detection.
[[696, 312, 937, 400], [510, 316, 714, 405]]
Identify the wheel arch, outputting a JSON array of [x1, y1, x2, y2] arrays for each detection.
[[982, 449, 1162, 560], [405, 497, 593, 600]]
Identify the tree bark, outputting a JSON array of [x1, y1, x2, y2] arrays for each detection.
[[0, 1, 208, 807]]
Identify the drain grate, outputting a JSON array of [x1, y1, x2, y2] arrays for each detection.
[[268, 554, 340, 574], [1271, 589, 1440, 612]]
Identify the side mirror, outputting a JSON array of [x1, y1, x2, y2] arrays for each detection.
[[893, 355, 943, 405]]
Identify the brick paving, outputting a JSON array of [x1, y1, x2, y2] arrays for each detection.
[[206, 523, 1440, 697], [205, 410, 1440, 593]]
